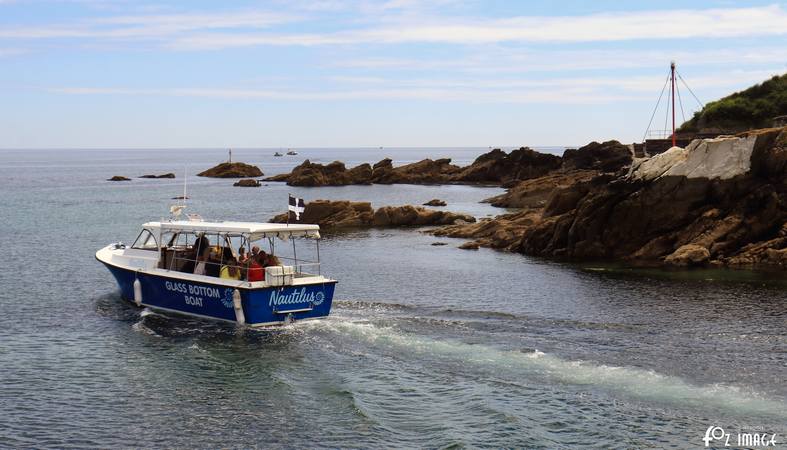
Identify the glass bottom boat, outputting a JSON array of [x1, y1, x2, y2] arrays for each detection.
[[96, 219, 336, 326]]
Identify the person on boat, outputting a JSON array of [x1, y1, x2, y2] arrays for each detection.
[[246, 253, 264, 282], [193, 254, 207, 276], [219, 247, 241, 280], [250, 245, 260, 260], [238, 246, 248, 264], [193, 233, 210, 259], [263, 251, 281, 267]]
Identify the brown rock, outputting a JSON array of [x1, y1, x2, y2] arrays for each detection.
[[452, 147, 562, 184], [664, 244, 711, 266], [108, 176, 131, 181], [233, 179, 261, 187], [459, 242, 480, 250], [139, 173, 176, 179], [264, 160, 372, 186], [423, 199, 447, 206], [197, 162, 263, 178], [270, 200, 475, 229], [372, 205, 474, 226], [372, 158, 461, 184], [561, 140, 632, 172]]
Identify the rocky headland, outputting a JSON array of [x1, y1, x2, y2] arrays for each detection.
[[107, 176, 131, 181], [270, 200, 475, 229], [198, 162, 263, 178], [435, 127, 787, 269], [263, 145, 588, 186]]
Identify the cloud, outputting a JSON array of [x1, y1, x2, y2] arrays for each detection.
[[0, 10, 298, 40], [332, 47, 787, 74], [167, 5, 787, 49], [2, 4, 787, 50]]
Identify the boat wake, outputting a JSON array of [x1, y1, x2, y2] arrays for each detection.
[[309, 319, 787, 419]]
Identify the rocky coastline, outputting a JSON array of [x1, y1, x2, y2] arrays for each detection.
[[265, 126, 787, 270], [262, 144, 607, 186], [435, 127, 787, 269]]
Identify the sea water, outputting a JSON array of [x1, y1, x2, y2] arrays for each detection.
[[0, 148, 785, 448]]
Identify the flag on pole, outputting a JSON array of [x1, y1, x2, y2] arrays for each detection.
[[288, 194, 305, 221]]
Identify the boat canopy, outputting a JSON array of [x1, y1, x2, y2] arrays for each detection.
[[142, 220, 321, 240]]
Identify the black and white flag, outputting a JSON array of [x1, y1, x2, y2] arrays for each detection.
[[288, 195, 305, 221]]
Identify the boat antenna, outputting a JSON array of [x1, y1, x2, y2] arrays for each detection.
[[170, 164, 187, 219], [182, 164, 187, 207]]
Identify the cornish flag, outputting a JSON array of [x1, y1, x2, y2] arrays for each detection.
[[288, 195, 305, 221]]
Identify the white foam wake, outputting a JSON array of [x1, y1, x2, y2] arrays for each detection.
[[314, 320, 787, 418]]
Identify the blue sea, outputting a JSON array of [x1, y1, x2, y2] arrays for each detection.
[[0, 147, 785, 448]]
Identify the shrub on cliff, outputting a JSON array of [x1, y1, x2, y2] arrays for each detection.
[[679, 73, 787, 133]]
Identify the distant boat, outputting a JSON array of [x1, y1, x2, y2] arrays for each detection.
[[274, 152, 283, 157], [286, 149, 298, 155]]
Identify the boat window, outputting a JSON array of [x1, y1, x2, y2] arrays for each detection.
[[131, 229, 158, 251]]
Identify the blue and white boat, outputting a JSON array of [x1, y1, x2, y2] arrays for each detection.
[[96, 218, 336, 326]]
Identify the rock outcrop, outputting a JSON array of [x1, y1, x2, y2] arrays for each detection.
[[233, 179, 261, 187], [139, 173, 176, 179], [562, 141, 632, 172], [452, 147, 562, 184], [107, 176, 131, 181], [270, 200, 475, 229], [265, 160, 372, 186], [435, 127, 787, 269], [198, 162, 263, 178], [374, 158, 461, 184], [423, 199, 447, 206]]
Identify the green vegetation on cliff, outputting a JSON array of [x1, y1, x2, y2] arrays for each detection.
[[678, 73, 787, 133]]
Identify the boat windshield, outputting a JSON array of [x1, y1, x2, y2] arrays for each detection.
[[131, 229, 158, 251]]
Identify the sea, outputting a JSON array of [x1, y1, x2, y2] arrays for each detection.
[[0, 147, 785, 449]]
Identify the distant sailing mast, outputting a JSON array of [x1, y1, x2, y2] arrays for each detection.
[[643, 61, 704, 151], [670, 61, 676, 147]]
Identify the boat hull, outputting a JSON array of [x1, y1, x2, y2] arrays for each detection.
[[101, 262, 336, 326]]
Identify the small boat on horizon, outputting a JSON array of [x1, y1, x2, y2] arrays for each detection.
[[286, 149, 298, 155], [96, 217, 336, 326], [274, 152, 283, 157]]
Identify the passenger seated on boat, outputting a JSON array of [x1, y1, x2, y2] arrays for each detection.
[[250, 245, 260, 260], [246, 255, 264, 282], [238, 246, 248, 264], [220, 248, 241, 280], [263, 252, 281, 267]]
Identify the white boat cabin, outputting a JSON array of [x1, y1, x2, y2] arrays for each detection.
[[101, 219, 326, 288]]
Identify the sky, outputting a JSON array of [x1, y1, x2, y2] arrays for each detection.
[[1, 0, 786, 149]]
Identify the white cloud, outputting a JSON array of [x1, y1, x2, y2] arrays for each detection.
[[0, 10, 298, 39], [333, 47, 787, 73], [168, 5, 787, 49], [3, 4, 787, 50]]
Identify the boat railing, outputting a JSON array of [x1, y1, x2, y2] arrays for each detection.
[[275, 256, 321, 276], [161, 251, 322, 280]]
